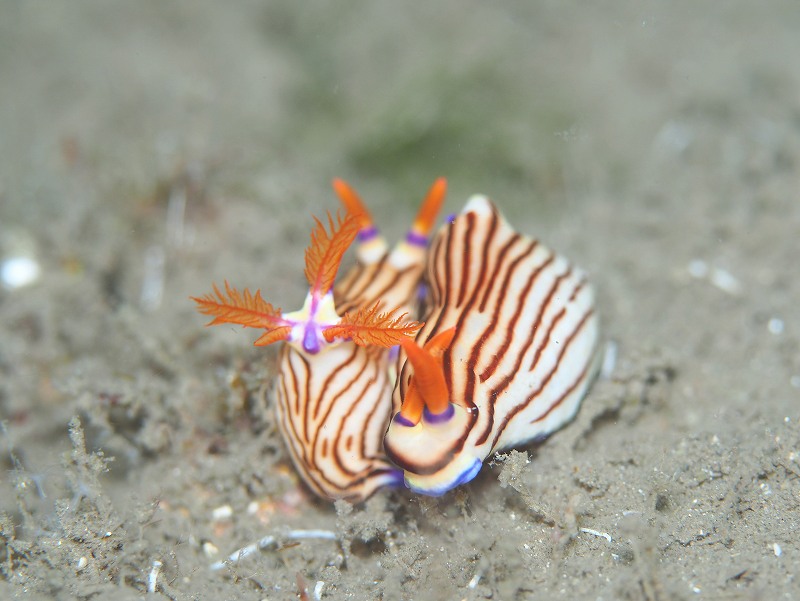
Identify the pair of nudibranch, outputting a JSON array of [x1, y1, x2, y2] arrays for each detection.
[[193, 179, 600, 502]]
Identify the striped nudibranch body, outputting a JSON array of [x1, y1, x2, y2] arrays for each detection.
[[273, 180, 446, 501], [384, 195, 600, 496], [273, 338, 399, 501], [194, 180, 446, 502]]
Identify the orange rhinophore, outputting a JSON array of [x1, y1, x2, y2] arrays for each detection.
[[192, 179, 446, 501], [394, 327, 455, 424]]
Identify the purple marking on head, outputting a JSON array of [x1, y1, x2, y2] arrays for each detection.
[[405, 231, 428, 247], [416, 282, 428, 303], [423, 404, 455, 424], [388, 345, 399, 362], [358, 226, 379, 242], [385, 468, 405, 488], [302, 324, 320, 354], [445, 213, 456, 224], [393, 413, 416, 428]]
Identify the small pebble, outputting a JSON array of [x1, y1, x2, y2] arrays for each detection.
[[687, 259, 708, 279], [1, 256, 40, 289], [202, 541, 219, 558], [212, 504, 233, 520], [601, 340, 618, 380], [709, 267, 742, 295], [767, 318, 784, 335]]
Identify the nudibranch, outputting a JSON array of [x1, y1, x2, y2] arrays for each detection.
[[193, 179, 446, 501], [384, 195, 601, 496]]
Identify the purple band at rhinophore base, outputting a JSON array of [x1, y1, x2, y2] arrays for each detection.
[[388, 345, 399, 362], [423, 404, 455, 424], [405, 231, 428, 247], [358, 226, 379, 242], [446, 213, 456, 224], [393, 413, 416, 428]]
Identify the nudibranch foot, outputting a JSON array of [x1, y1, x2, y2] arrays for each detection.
[[403, 455, 483, 497]]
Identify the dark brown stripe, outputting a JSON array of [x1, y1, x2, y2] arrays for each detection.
[[426, 218, 458, 337], [478, 232, 518, 313], [309, 351, 369, 475], [527, 279, 586, 372], [447, 211, 501, 410], [339, 270, 408, 314], [287, 349, 305, 419], [490, 307, 595, 450], [277, 346, 308, 474], [361, 266, 418, 308], [474, 264, 571, 446], [341, 256, 388, 300], [300, 354, 312, 439], [478, 249, 551, 383], [359, 367, 393, 461], [472, 210, 498, 312], [529, 323, 596, 426], [276, 370, 312, 482], [313, 346, 360, 420], [428, 233, 445, 308], [333, 261, 366, 307], [455, 213, 475, 308], [321, 347, 390, 483], [331, 369, 383, 477]]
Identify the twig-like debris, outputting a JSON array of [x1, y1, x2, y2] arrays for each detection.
[[147, 559, 162, 593], [580, 527, 613, 543], [209, 529, 338, 571], [600, 340, 618, 380]]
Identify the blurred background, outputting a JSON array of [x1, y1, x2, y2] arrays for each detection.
[[4, 1, 796, 310]]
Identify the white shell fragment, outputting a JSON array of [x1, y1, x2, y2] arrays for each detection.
[[767, 318, 784, 335], [709, 267, 742, 295], [1, 255, 41, 289], [580, 527, 612, 543], [686, 259, 743, 295], [211, 504, 233, 520]]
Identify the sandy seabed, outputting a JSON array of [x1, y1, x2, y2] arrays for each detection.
[[1, 2, 798, 600]]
